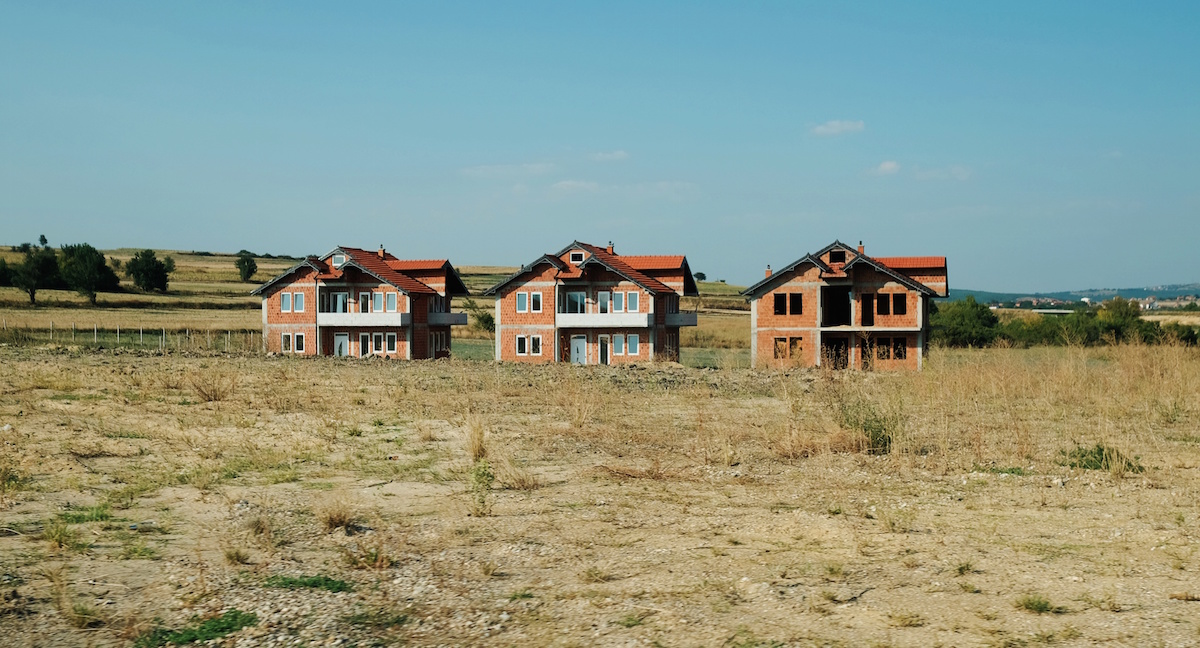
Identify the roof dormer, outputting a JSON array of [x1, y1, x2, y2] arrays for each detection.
[[331, 252, 347, 269], [568, 250, 585, 265]]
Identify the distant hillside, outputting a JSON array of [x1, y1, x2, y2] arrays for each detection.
[[949, 284, 1200, 303]]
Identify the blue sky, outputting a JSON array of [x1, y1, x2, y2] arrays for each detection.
[[1, 1, 1197, 292]]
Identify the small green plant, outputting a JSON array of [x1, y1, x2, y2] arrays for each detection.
[[508, 589, 534, 601], [468, 459, 495, 517], [134, 609, 258, 647], [956, 561, 974, 576], [42, 519, 87, 551], [263, 574, 353, 593], [1059, 443, 1143, 474], [0, 463, 30, 506], [58, 504, 112, 524], [615, 613, 646, 627], [1015, 593, 1064, 614]]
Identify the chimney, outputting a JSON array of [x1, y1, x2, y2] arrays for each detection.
[[606, 241, 614, 255], [378, 245, 385, 259], [857, 241, 864, 255], [765, 265, 772, 278]]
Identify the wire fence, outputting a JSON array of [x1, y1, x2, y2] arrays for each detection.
[[0, 319, 263, 353]]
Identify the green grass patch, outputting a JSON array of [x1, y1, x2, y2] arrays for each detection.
[[508, 589, 534, 601], [134, 609, 258, 647], [58, 504, 112, 524], [1015, 593, 1066, 614], [1059, 444, 1143, 474], [263, 574, 352, 593]]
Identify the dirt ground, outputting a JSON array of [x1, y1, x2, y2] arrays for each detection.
[[1, 345, 1198, 647]]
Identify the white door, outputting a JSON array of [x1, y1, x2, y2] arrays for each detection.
[[570, 336, 587, 365], [333, 333, 349, 357]]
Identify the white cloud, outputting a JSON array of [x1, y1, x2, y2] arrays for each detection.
[[914, 165, 971, 181], [550, 179, 600, 192], [872, 160, 900, 175], [460, 162, 557, 178], [590, 150, 629, 161], [811, 120, 865, 136]]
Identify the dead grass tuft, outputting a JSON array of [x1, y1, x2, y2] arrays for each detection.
[[188, 369, 237, 402]]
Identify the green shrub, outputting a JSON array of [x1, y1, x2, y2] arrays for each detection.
[[134, 609, 258, 647], [1060, 444, 1143, 474]]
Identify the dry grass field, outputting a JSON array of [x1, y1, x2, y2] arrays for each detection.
[[2, 343, 1199, 647]]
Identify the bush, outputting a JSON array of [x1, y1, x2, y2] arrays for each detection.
[[125, 249, 174, 292], [235, 252, 257, 282], [1060, 443, 1143, 475], [930, 296, 999, 347]]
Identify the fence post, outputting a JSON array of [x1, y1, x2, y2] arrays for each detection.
[[161, 328, 165, 352], [94, 324, 97, 343], [140, 327, 143, 345], [72, 322, 75, 341], [225, 331, 230, 352], [50, 321, 53, 341], [117, 326, 120, 344]]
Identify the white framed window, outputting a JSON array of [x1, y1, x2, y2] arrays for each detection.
[[387, 333, 397, 353], [332, 254, 346, 268], [294, 333, 305, 353], [359, 292, 370, 313], [373, 333, 384, 353], [598, 291, 610, 314], [516, 336, 528, 356], [531, 292, 542, 313], [614, 334, 625, 355], [386, 293, 397, 312], [627, 292, 639, 312], [628, 334, 640, 356], [566, 292, 586, 314], [333, 292, 349, 313], [292, 292, 305, 313], [613, 292, 624, 312], [373, 292, 384, 313], [569, 251, 584, 264], [530, 335, 542, 355], [280, 292, 292, 313], [281, 333, 292, 352], [516, 292, 528, 313]]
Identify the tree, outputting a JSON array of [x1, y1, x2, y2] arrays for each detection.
[[235, 251, 257, 282], [693, 272, 707, 282], [930, 296, 1000, 347], [462, 298, 495, 334], [59, 243, 120, 305], [125, 249, 173, 292], [0, 258, 10, 287], [11, 243, 60, 304]]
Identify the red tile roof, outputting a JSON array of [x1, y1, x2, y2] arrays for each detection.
[[575, 243, 673, 294], [623, 255, 686, 271], [387, 259, 450, 272], [337, 247, 436, 294], [874, 256, 947, 269]]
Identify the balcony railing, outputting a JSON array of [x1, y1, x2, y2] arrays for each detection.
[[555, 312, 654, 328], [665, 312, 698, 327], [428, 312, 468, 326], [316, 312, 411, 327]]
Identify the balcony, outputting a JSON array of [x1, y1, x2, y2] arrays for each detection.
[[316, 311, 411, 327], [555, 312, 654, 328], [665, 312, 698, 327], [428, 312, 468, 326]]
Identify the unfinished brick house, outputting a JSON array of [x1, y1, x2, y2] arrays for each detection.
[[741, 241, 947, 370], [483, 241, 699, 364], [252, 246, 469, 358]]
